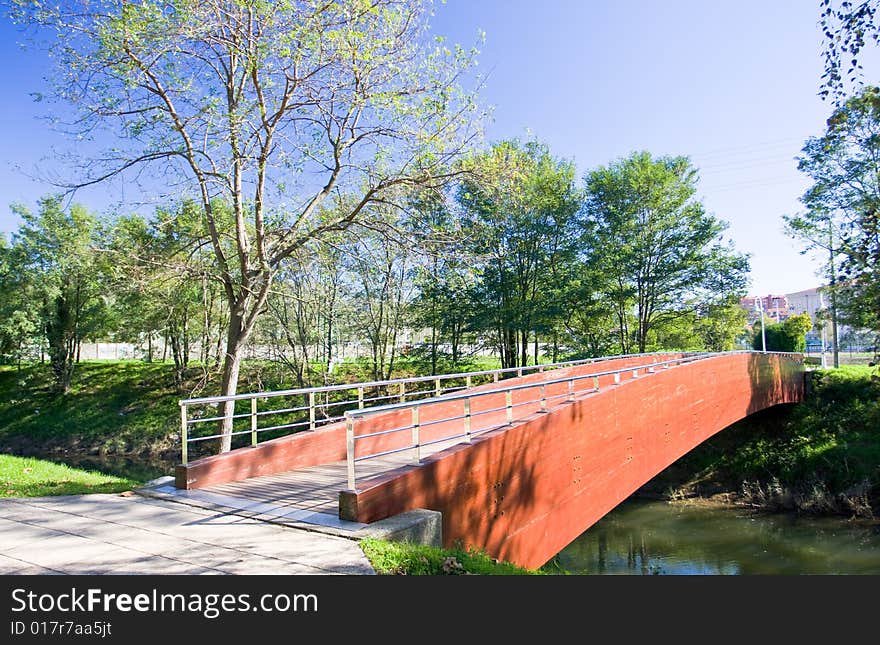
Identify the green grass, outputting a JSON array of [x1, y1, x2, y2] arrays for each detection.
[[0, 362, 182, 458], [0, 454, 140, 497], [359, 538, 543, 575], [0, 356, 507, 460]]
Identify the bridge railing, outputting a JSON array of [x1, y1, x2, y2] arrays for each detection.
[[177, 352, 691, 464], [342, 351, 800, 490]]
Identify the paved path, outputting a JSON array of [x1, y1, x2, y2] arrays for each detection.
[[0, 493, 375, 575]]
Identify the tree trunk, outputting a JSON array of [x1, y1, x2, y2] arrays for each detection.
[[217, 311, 245, 454]]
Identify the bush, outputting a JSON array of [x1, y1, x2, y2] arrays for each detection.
[[752, 313, 812, 352]]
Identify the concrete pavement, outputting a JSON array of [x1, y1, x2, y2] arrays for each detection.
[[0, 492, 376, 575]]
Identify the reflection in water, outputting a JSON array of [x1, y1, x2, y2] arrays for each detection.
[[550, 499, 880, 575]]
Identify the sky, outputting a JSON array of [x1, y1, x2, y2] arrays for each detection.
[[1, 0, 878, 297]]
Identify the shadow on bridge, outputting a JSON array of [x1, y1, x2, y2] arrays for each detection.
[[339, 352, 806, 569]]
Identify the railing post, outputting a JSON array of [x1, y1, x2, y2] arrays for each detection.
[[505, 390, 513, 424], [539, 365, 545, 373], [632, 368, 639, 378], [540, 384, 547, 412], [309, 391, 316, 431], [346, 414, 356, 490], [614, 372, 621, 385], [180, 404, 188, 466], [358, 386, 364, 409], [567, 379, 575, 402], [493, 372, 500, 383], [593, 376, 600, 392], [466, 375, 472, 389], [464, 398, 472, 442], [250, 397, 258, 446], [411, 406, 421, 463], [517, 367, 523, 377], [435, 377, 441, 397], [399, 382, 406, 403]]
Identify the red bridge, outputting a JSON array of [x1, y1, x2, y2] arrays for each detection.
[[171, 351, 804, 569]]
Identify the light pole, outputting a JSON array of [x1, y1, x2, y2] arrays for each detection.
[[754, 296, 766, 352], [818, 291, 828, 369]]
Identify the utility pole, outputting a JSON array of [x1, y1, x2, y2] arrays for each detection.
[[818, 291, 828, 369], [827, 225, 840, 369]]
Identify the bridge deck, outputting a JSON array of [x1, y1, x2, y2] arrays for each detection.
[[149, 435, 471, 533]]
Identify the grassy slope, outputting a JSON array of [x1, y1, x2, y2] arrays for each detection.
[[648, 365, 880, 517], [0, 356, 503, 459], [0, 454, 139, 497], [0, 362, 181, 457]]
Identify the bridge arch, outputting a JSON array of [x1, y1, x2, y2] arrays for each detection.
[[338, 352, 804, 568]]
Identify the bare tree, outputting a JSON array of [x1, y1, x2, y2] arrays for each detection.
[[12, 0, 483, 451]]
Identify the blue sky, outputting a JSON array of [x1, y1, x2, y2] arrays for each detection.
[[1, 0, 877, 297]]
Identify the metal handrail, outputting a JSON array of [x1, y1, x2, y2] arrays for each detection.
[[177, 351, 702, 464], [342, 351, 804, 490]]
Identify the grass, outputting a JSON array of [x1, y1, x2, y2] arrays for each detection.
[[0, 361, 182, 458], [650, 364, 880, 517], [0, 355, 507, 460], [0, 454, 140, 497], [359, 538, 542, 575]]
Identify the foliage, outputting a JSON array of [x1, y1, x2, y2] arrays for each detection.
[[0, 454, 139, 497], [787, 85, 880, 343], [457, 138, 583, 368], [752, 313, 813, 352], [819, 0, 880, 102], [0, 362, 182, 460], [582, 151, 750, 354], [6, 196, 113, 392], [359, 538, 540, 575]]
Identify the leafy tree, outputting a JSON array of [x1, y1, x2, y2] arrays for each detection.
[[11, 0, 483, 451], [787, 85, 880, 346], [819, 0, 880, 102], [693, 302, 749, 352], [457, 139, 583, 368], [752, 313, 813, 352], [10, 196, 109, 392], [583, 151, 749, 354], [0, 237, 39, 367], [408, 186, 476, 372], [110, 202, 227, 389]]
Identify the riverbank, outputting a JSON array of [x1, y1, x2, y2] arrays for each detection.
[[639, 365, 879, 520]]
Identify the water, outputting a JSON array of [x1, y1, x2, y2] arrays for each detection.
[[550, 498, 880, 575]]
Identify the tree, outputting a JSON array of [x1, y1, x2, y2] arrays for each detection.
[[583, 151, 749, 354], [819, 0, 880, 102], [12, 0, 483, 451], [752, 313, 812, 352], [0, 237, 39, 367], [787, 86, 880, 345], [408, 185, 476, 372], [457, 139, 583, 368], [10, 196, 109, 392], [110, 202, 227, 389]]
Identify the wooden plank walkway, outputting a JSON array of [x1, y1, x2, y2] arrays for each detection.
[[143, 435, 474, 533]]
